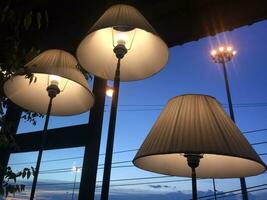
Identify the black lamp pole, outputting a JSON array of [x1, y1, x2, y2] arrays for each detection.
[[185, 154, 202, 200], [30, 84, 60, 200], [212, 178, 217, 200], [100, 44, 127, 200], [221, 60, 248, 200]]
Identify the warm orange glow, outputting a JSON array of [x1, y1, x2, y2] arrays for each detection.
[[106, 88, 114, 97], [227, 46, 232, 52], [49, 75, 61, 86], [115, 32, 128, 45], [219, 47, 224, 52], [211, 50, 217, 56]]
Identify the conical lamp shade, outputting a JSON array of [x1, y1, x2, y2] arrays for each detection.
[[133, 94, 266, 178], [77, 4, 168, 81], [4, 49, 94, 115]]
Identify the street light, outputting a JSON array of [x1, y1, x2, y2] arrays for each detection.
[[71, 165, 80, 200], [4, 49, 94, 200], [210, 45, 249, 200], [77, 4, 168, 200], [133, 94, 266, 200], [106, 86, 114, 98]]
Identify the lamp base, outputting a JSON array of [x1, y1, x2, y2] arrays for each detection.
[[47, 84, 60, 98], [184, 154, 203, 169], [113, 44, 127, 59]]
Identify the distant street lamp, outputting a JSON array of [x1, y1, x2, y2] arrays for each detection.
[[77, 4, 168, 200], [71, 165, 80, 200], [106, 86, 114, 98], [210, 46, 248, 200], [4, 49, 94, 200]]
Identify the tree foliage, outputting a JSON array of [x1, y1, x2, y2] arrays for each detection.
[[0, 166, 34, 197], [0, 0, 48, 124]]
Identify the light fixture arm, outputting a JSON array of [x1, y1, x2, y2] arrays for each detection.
[[30, 85, 59, 200], [185, 154, 202, 200]]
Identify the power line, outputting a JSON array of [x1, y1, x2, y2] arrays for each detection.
[[9, 139, 267, 166], [197, 183, 267, 200], [103, 103, 267, 112], [9, 127, 267, 166], [105, 102, 267, 108], [37, 153, 266, 174], [243, 128, 267, 135]]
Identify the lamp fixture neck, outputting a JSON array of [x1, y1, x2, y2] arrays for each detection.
[[113, 44, 127, 59], [47, 84, 60, 98], [184, 154, 203, 169]]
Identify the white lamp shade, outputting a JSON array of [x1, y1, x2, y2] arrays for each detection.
[[4, 49, 94, 115], [77, 4, 168, 81], [133, 94, 266, 178]]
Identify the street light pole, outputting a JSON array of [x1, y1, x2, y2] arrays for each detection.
[[210, 46, 248, 200], [71, 166, 79, 200]]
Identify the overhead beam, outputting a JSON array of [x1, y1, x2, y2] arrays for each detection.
[[12, 124, 89, 153]]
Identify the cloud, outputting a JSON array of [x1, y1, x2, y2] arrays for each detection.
[[149, 184, 174, 189]]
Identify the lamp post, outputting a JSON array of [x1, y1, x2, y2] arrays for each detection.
[[133, 94, 266, 200], [210, 46, 249, 200], [212, 178, 217, 200], [29, 76, 60, 200], [71, 165, 80, 200], [4, 49, 94, 200], [77, 4, 169, 200]]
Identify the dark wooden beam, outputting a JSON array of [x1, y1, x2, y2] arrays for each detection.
[[79, 77, 107, 200], [12, 124, 89, 153]]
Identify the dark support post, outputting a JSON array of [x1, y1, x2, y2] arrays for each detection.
[[101, 58, 121, 200], [192, 167, 197, 200], [212, 178, 217, 200], [0, 101, 22, 185], [185, 154, 202, 200], [30, 96, 54, 200], [78, 77, 107, 200], [221, 61, 248, 200]]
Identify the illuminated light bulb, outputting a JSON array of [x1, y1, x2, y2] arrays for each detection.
[[233, 51, 237, 55], [219, 47, 224, 52], [72, 166, 77, 172], [49, 75, 61, 86], [115, 32, 128, 46], [227, 46, 232, 52], [211, 50, 217, 56], [106, 88, 114, 97]]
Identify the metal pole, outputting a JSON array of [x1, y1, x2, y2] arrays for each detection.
[[192, 167, 197, 200], [100, 58, 121, 200], [221, 61, 249, 200], [71, 169, 78, 200], [212, 178, 217, 200], [30, 97, 53, 200]]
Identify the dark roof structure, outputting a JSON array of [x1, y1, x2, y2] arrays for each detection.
[[36, 0, 267, 50]]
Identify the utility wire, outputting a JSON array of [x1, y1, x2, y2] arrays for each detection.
[[9, 136, 267, 166], [34, 152, 267, 174], [197, 183, 267, 199]]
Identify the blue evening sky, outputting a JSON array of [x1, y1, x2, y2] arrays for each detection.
[[7, 20, 267, 199]]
